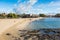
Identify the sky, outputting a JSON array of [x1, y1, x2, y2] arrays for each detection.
[[0, 0, 60, 14]]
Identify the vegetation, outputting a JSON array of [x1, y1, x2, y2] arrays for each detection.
[[39, 14, 46, 17], [0, 13, 60, 18], [55, 14, 60, 17], [0, 13, 20, 18], [7, 13, 18, 18], [20, 13, 29, 18], [0, 13, 7, 18]]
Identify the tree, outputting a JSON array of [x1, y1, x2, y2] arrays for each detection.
[[0, 13, 7, 18], [7, 13, 18, 18], [20, 13, 27, 18], [55, 14, 60, 17], [39, 14, 46, 17], [17, 14, 21, 18]]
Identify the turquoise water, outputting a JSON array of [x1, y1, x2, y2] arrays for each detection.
[[27, 18, 60, 30]]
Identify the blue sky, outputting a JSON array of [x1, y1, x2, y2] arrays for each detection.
[[0, 0, 17, 13], [0, 0, 60, 14]]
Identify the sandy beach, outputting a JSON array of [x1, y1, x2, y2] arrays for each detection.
[[0, 17, 42, 40]]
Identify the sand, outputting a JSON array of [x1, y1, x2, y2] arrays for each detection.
[[0, 17, 42, 40]]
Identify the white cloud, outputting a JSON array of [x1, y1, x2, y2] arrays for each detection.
[[14, 0, 38, 14], [29, 0, 37, 5], [48, 1, 60, 13], [36, 1, 60, 14], [14, 0, 60, 14], [48, 1, 60, 7]]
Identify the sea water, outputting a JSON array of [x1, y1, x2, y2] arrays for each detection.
[[26, 17, 60, 30]]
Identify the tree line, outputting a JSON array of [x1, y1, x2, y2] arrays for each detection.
[[0, 13, 60, 18]]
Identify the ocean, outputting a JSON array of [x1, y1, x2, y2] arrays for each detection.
[[26, 17, 60, 30]]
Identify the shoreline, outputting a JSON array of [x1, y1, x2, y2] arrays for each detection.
[[0, 17, 60, 40], [0, 17, 43, 40]]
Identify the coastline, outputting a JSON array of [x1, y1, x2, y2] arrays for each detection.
[[0, 17, 43, 40]]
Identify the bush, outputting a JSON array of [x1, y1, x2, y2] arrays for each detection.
[[39, 14, 46, 17], [55, 14, 60, 17], [7, 13, 18, 18], [0, 13, 7, 18]]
